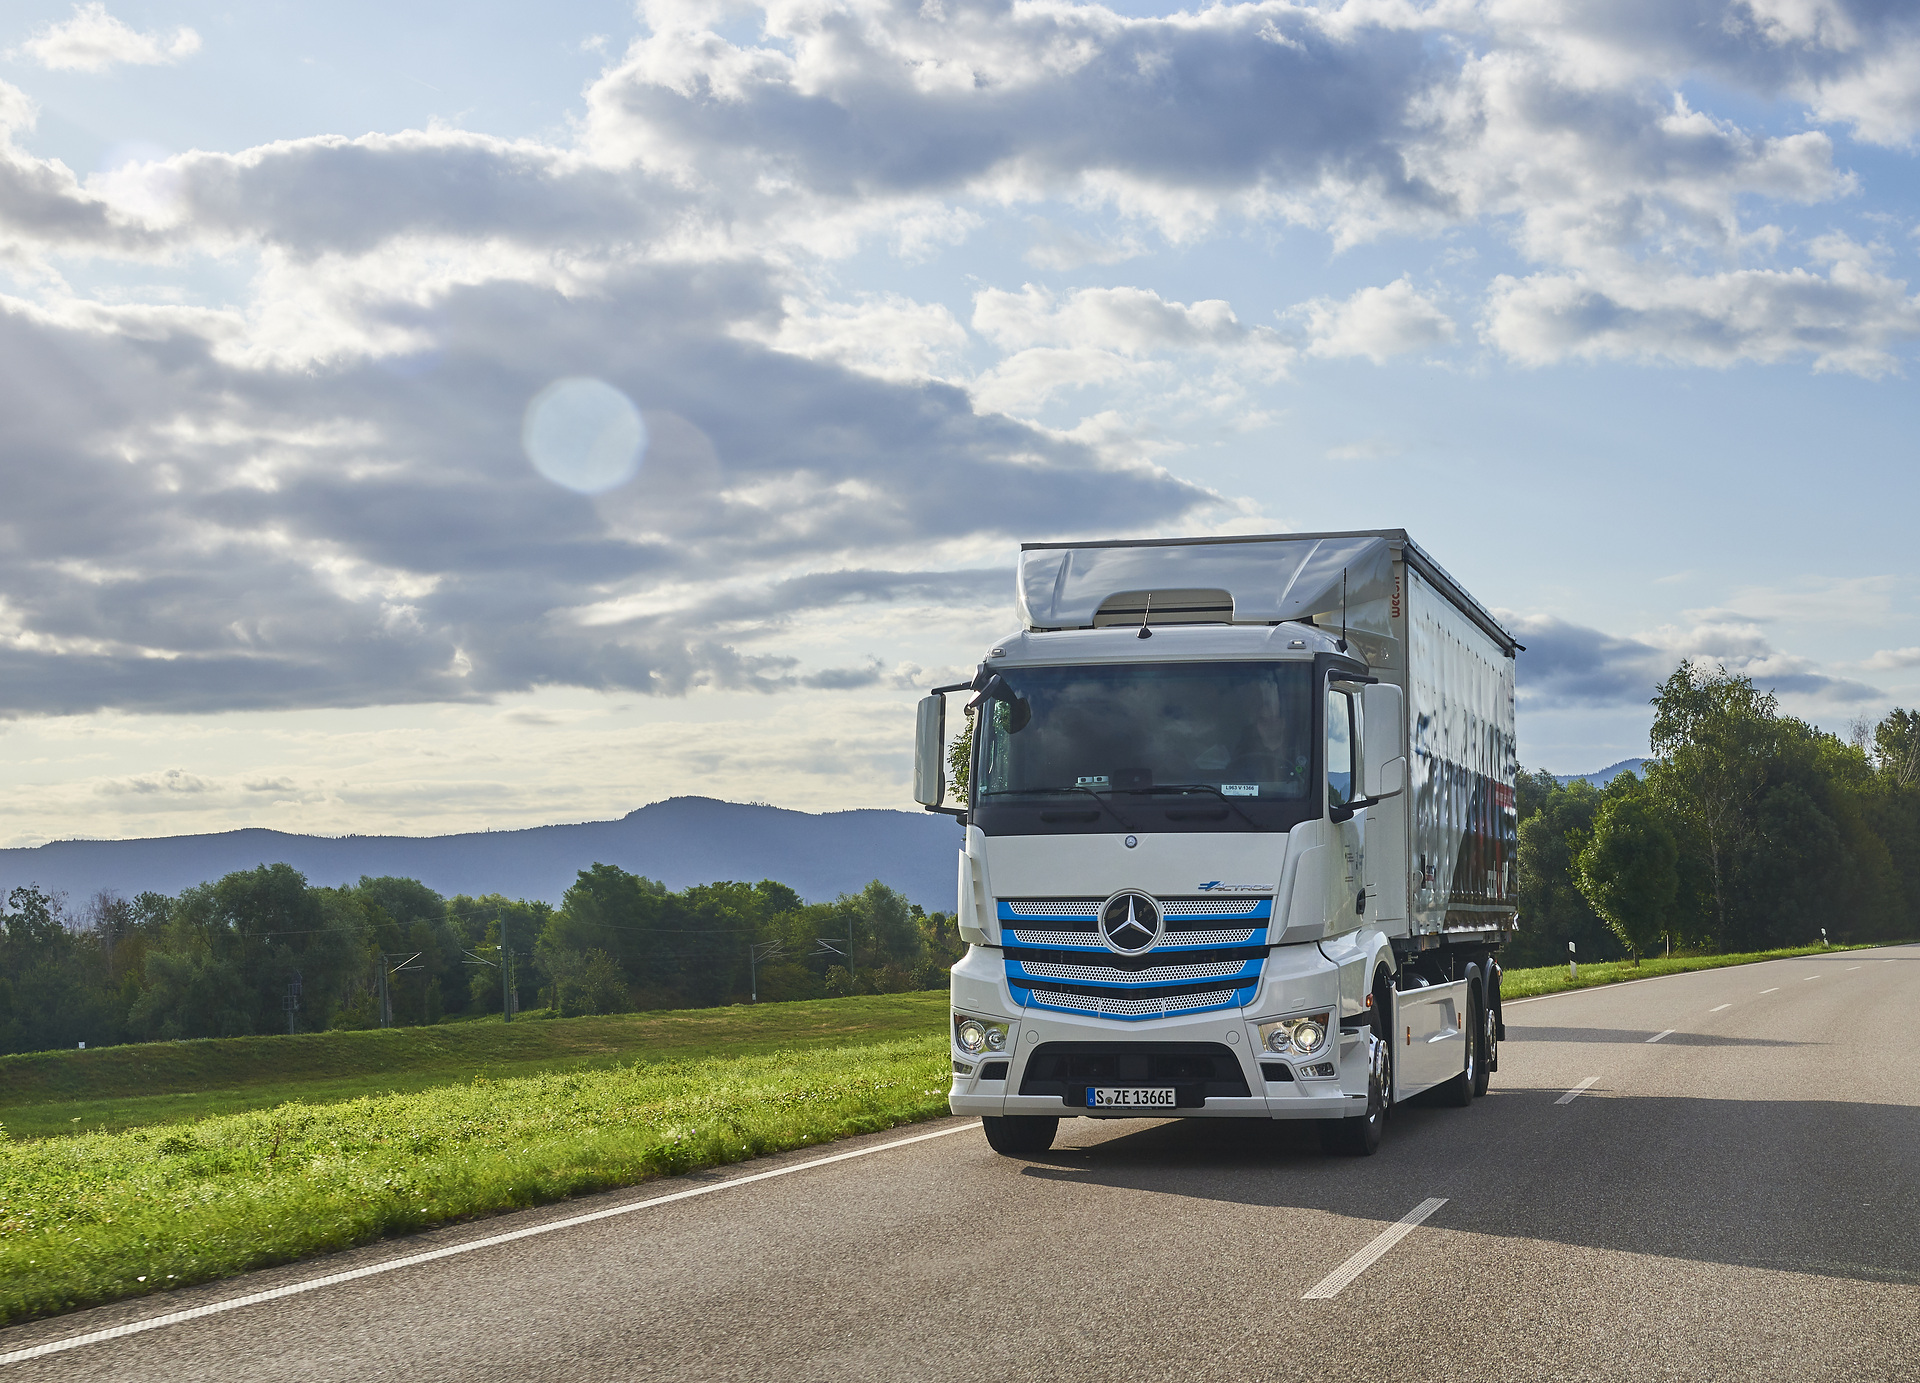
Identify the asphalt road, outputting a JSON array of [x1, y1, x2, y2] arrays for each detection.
[[6, 946, 1919, 1383]]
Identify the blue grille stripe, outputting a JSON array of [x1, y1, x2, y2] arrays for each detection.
[[1005, 958, 1264, 989], [1009, 983, 1259, 1022]]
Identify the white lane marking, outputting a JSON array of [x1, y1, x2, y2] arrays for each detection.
[[1556, 1077, 1600, 1105], [1846, 966, 1861, 971], [0, 1121, 980, 1368], [1803, 975, 1821, 981], [1646, 1029, 1675, 1044], [1302, 1198, 1448, 1300], [1709, 1004, 1732, 1013], [1760, 988, 1780, 994]]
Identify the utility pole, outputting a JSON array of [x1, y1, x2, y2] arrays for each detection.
[[812, 917, 856, 992], [464, 924, 518, 1024], [749, 939, 785, 1003], [379, 952, 423, 1028]]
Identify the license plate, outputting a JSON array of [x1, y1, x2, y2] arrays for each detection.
[[1087, 1086, 1176, 1109]]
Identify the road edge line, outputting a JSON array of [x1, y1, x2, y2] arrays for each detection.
[[0, 1120, 980, 1368]]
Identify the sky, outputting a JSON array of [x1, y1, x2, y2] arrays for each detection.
[[0, 0, 1918, 848]]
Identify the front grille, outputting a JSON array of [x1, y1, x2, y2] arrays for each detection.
[[1020, 1041, 1252, 1101], [1026, 987, 1242, 1017], [1013, 958, 1254, 985], [1000, 896, 1270, 1021]]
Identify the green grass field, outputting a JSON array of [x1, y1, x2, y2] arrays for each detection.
[[0, 992, 949, 1141], [0, 1033, 951, 1326], [1497, 941, 1878, 1002]]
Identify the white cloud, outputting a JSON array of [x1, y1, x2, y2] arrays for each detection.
[[1299, 276, 1455, 363], [20, 3, 201, 73], [1863, 647, 1920, 671], [1482, 242, 1920, 376]]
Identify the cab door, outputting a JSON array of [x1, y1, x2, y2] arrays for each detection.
[[1324, 682, 1364, 934]]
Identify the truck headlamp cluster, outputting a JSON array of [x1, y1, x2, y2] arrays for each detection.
[[954, 1014, 1009, 1055], [1258, 1012, 1332, 1058]]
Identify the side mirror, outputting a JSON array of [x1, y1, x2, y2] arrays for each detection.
[[913, 694, 946, 807], [1360, 683, 1406, 800]]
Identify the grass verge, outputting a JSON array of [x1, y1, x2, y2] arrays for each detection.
[[0, 1032, 950, 1326], [0, 992, 948, 1140], [1499, 941, 1887, 1002]]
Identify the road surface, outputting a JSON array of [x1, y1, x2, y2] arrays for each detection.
[[5, 945, 1918, 1382]]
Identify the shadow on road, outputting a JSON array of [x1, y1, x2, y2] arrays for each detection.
[[1015, 1091, 1920, 1287]]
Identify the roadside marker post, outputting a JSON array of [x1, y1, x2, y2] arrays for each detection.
[[1568, 940, 1577, 980]]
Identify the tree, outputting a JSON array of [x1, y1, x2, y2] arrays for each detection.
[[1647, 664, 1778, 939], [1574, 794, 1680, 964]]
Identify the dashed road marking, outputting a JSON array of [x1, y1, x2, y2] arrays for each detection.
[[1303, 1198, 1449, 1300], [1709, 1004, 1732, 1012], [1803, 975, 1821, 981], [1846, 966, 1861, 971], [1556, 1077, 1600, 1105], [1761, 988, 1780, 994], [1646, 1029, 1675, 1043]]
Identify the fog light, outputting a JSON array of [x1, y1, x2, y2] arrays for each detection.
[[1299, 1061, 1337, 1079]]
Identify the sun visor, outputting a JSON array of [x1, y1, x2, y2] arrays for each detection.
[[1017, 534, 1398, 635]]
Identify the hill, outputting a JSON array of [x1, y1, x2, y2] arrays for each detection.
[[1553, 758, 1650, 789], [0, 797, 960, 912]]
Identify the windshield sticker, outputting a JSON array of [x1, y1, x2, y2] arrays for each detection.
[[1076, 775, 1109, 788], [1221, 784, 1258, 796]]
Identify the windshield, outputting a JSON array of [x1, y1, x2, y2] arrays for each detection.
[[973, 661, 1318, 836]]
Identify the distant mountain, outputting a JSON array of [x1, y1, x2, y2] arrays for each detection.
[[1553, 758, 1650, 789], [0, 797, 963, 913]]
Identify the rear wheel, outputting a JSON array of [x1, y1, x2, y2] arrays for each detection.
[[1438, 981, 1480, 1107], [1473, 978, 1496, 1097], [981, 1115, 1058, 1156]]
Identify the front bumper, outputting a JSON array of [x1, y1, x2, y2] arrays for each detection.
[[948, 942, 1371, 1121]]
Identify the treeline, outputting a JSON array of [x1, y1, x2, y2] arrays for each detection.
[[1509, 665, 1920, 966], [0, 866, 960, 1056]]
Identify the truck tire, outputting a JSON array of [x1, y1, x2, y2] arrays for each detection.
[[1473, 977, 1496, 1097], [981, 1115, 1058, 1156], [1321, 1023, 1390, 1156], [1437, 980, 1480, 1108]]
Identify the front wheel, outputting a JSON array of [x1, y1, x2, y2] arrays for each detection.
[[982, 1115, 1058, 1156], [1321, 1028, 1390, 1156]]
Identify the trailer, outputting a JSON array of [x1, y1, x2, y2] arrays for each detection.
[[913, 530, 1520, 1155]]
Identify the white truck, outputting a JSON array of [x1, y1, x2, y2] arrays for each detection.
[[913, 530, 1520, 1156]]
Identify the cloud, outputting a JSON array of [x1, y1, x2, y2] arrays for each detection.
[[1483, 243, 1920, 377], [0, 260, 1220, 717], [1507, 610, 1881, 710], [19, 3, 201, 73], [1863, 647, 1920, 671], [1299, 277, 1455, 363], [969, 283, 1292, 414]]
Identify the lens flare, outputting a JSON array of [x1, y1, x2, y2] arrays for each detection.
[[521, 377, 647, 494]]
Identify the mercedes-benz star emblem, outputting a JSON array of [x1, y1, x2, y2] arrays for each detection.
[[1101, 891, 1162, 955]]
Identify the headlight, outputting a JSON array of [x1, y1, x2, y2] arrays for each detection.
[[954, 1014, 1009, 1055], [1256, 1011, 1334, 1058]]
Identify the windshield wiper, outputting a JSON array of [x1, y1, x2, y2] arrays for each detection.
[[1111, 783, 1258, 828], [980, 785, 1133, 830]]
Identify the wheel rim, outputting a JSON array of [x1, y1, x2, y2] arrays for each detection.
[[1484, 1004, 1498, 1070], [1464, 996, 1479, 1084]]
